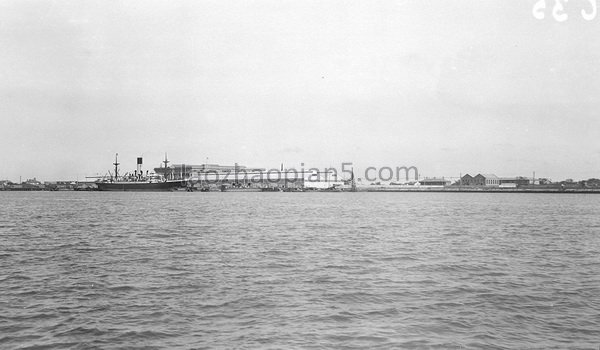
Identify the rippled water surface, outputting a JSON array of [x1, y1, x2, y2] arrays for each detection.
[[1, 192, 600, 349]]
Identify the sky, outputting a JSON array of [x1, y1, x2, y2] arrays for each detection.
[[1, 0, 599, 182]]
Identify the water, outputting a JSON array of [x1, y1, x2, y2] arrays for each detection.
[[1, 192, 600, 349]]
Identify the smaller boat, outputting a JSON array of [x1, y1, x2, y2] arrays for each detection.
[[220, 184, 263, 192]]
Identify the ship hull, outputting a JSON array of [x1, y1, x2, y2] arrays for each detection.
[[96, 181, 184, 192]]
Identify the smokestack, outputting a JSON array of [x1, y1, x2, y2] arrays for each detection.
[[137, 157, 143, 173]]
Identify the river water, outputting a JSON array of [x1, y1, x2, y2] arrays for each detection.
[[1, 192, 599, 349]]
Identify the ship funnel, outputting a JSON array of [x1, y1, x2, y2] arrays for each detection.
[[137, 157, 143, 173]]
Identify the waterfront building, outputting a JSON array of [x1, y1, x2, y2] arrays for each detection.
[[303, 169, 345, 190], [477, 174, 500, 186], [1, 178, 44, 191], [418, 178, 451, 186], [152, 162, 355, 190], [499, 177, 531, 187], [457, 173, 500, 186], [458, 174, 534, 188], [177, 164, 307, 190], [459, 174, 475, 186], [154, 163, 266, 180], [44, 181, 74, 191]]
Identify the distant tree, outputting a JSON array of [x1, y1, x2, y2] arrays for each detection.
[[538, 178, 552, 185], [586, 178, 600, 187]]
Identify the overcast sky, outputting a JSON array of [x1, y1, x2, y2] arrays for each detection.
[[1, 0, 599, 181]]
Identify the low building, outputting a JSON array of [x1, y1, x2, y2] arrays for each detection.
[[419, 178, 451, 186], [457, 173, 500, 186], [473, 174, 499, 186], [459, 174, 475, 186], [499, 176, 531, 187], [44, 181, 75, 190]]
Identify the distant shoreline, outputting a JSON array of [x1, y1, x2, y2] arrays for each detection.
[[355, 188, 600, 194], [2, 188, 600, 194]]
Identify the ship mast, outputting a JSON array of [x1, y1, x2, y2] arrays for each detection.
[[113, 153, 120, 181]]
